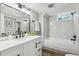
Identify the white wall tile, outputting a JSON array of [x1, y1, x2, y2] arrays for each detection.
[[49, 16, 74, 40]]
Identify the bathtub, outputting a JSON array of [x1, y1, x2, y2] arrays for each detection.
[[43, 37, 79, 55]]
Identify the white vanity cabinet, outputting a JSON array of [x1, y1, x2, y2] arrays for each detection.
[[0, 36, 42, 56], [23, 41, 36, 56], [23, 38, 42, 56], [34, 38, 42, 56], [1, 44, 24, 56]]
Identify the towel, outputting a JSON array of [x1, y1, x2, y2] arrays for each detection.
[[35, 21, 40, 31]]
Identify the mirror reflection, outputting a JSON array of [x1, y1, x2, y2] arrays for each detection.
[[0, 3, 30, 36]]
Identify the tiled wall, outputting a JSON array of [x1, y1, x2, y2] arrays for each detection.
[[49, 4, 79, 40], [49, 16, 74, 40]]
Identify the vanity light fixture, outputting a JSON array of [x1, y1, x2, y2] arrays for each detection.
[[17, 3, 23, 9]]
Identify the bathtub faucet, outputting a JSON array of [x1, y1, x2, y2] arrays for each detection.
[[70, 34, 76, 41]]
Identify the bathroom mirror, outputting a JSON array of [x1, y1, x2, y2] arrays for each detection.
[[20, 15, 30, 33], [29, 9, 41, 35], [30, 20, 41, 35], [0, 3, 30, 35]]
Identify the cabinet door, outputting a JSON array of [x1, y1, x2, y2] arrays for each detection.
[[34, 39, 42, 56], [24, 41, 36, 56], [1, 45, 24, 56], [24, 38, 42, 56], [2, 50, 18, 56]]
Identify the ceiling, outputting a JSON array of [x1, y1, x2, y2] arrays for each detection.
[[24, 3, 79, 16]]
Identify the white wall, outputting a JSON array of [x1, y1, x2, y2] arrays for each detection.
[[49, 4, 79, 40], [49, 15, 74, 40], [0, 4, 1, 32], [43, 14, 49, 39], [30, 9, 39, 21], [39, 13, 49, 39], [30, 9, 39, 32]]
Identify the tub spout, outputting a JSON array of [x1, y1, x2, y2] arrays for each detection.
[[70, 34, 76, 41]]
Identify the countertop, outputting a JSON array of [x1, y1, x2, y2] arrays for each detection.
[[0, 36, 41, 52]]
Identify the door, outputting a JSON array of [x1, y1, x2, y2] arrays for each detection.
[[1, 45, 24, 56], [23, 41, 36, 56]]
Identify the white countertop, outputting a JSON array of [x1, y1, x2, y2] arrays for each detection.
[[0, 36, 41, 52]]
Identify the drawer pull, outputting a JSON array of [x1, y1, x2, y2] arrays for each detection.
[[35, 43, 37, 48], [17, 54, 20, 56]]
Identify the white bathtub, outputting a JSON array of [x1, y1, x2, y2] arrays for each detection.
[[43, 38, 79, 55]]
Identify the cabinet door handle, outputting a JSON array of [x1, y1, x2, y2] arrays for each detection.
[[35, 43, 37, 48], [17, 54, 20, 56]]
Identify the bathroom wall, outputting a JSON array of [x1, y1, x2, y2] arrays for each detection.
[[30, 9, 39, 32], [49, 4, 79, 40], [0, 4, 1, 32], [39, 13, 49, 39], [30, 9, 39, 21], [49, 15, 74, 40]]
